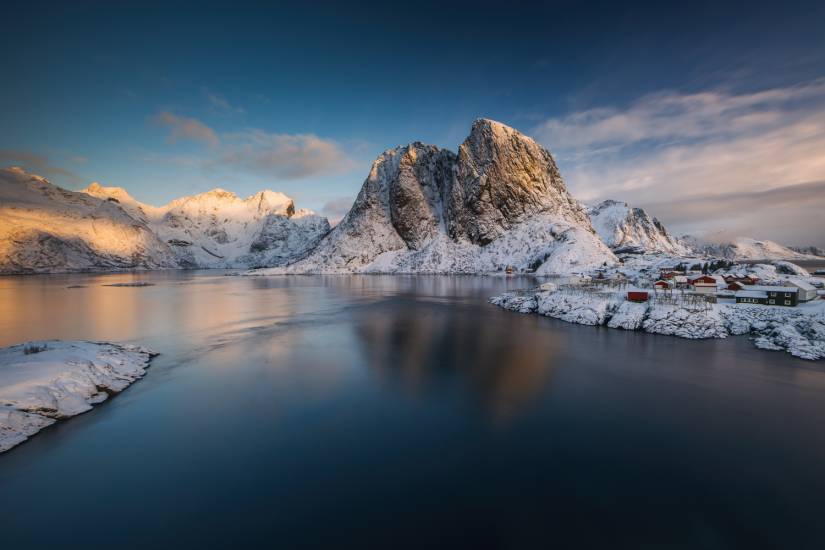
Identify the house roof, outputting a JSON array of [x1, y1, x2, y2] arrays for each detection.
[[736, 290, 768, 299], [789, 278, 816, 291], [747, 286, 799, 293]]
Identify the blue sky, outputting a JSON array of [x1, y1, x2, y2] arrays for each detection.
[[2, 1, 825, 244]]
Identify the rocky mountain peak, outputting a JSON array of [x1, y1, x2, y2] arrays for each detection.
[[271, 119, 616, 274], [449, 118, 591, 245], [83, 182, 137, 204], [250, 190, 294, 217]]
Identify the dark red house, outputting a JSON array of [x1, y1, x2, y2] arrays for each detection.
[[627, 290, 650, 302]]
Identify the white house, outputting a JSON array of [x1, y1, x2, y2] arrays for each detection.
[[687, 275, 717, 294], [673, 275, 688, 288], [788, 279, 817, 302]]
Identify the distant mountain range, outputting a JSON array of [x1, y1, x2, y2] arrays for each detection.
[[0, 167, 327, 273], [680, 236, 820, 262], [0, 120, 819, 275]]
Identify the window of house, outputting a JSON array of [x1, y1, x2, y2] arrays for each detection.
[[785, 300, 791, 305], [769, 299, 775, 304], [770, 292, 776, 297]]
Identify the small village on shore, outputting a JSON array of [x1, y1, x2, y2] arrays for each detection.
[[492, 259, 825, 360], [531, 258, 824, 309]]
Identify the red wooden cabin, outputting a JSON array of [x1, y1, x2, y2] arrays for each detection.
[[627, 290, 650, 302]]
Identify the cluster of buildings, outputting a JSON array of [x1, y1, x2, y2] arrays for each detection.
[[546, 268, 821, 309], [647, 271, 818, 307]]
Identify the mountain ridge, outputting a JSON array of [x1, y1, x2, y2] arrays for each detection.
[[0, 167, 328, 273], [2, 120, 815, 274]]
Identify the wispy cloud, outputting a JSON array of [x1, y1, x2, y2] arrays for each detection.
[[154, 111, 221, 149], [216, 129, 355, 180], [641, 180, 825, 246], [0, 150, 81, 183], [203, 89, 245, 114], [152, 111, 354, 180], [532, 79, 825, 245], [534, 80, 825, 154]]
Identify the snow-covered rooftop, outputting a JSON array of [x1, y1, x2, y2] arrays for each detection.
[[736, 290, 768, 299], [747, 285, 799, 293], [789, 278, 816, 291]]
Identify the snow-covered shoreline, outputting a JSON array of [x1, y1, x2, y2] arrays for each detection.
[[0, 341, 157, 453], [491, 289, 825, 360]]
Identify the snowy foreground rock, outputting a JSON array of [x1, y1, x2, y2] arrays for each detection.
[[491, 290, 825, 360], [0, 341, 157, 452]]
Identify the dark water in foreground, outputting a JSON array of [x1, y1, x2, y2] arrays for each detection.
[[1, 272, 825, 548]]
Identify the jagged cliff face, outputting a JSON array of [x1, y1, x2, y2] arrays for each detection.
[[450, 119, 592, 244], [588, 200, 689, 255], [270, 119, 616, 275], [0, 168, 178, 273], [389, 144, 456, 249]]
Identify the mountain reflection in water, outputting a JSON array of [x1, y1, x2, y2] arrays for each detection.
[[355, 296, 559, 424]]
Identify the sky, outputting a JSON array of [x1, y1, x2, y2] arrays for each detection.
[[2, 0, 824, 245]]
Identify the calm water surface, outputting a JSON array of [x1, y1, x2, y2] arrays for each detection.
[[1, 272, 825, 548]]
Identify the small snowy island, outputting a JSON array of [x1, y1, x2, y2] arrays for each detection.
[[0, 341, 157, 452]]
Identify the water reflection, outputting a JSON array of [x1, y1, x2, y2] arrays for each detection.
[[3, 272, 825, 548], [354, 295, 561, 424]]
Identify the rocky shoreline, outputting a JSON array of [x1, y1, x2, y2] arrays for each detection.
[[491, 289, 825, 360]]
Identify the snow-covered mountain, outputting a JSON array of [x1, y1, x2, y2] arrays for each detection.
[[587, 200, 690, 255], [5, 120, 815, 276], [0, 167, 329, 273], [684, 236, 817, 261], [254, 119, 616, 275], [83, 183, 329, 268], [790, 245, 825, 258], [0, 167, 178, 274]]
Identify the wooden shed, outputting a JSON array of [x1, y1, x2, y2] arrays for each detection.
[[627, 290, 650, 302]]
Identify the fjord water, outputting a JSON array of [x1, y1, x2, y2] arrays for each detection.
[[1, 273, 825, 548]]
